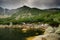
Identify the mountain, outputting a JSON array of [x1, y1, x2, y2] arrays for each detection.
[[11, 5, 60, 20], [0, 7, 4, 15], [0, 6, 60, 15], [11, 6, 41, 17], [0, 7, 17, 15], [0, 6, 60, 25], [45, 8, 60, 11], [48, 8, 60, 10]]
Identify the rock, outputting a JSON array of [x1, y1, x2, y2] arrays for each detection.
[[44, 26, 55, 34], [33, 34, 48, 40], [55, 26, 60, 34], [33, 33, 60, 40], [46, 33, 60, 40]]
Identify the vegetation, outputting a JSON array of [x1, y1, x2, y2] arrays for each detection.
[[0, 10, 60, 27], [0, 6, 60, 27]]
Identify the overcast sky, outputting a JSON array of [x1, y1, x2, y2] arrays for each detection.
[[0, 0, 60, 9]]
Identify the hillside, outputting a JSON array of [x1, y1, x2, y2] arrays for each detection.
[[11, 6, 60, 18], [11, 6, 41, 18], [0, 6, 60, 27]]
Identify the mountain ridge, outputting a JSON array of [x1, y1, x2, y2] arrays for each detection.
[[0, 6, 60, 15]]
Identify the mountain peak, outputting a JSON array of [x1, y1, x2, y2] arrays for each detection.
[[22, 5, 30, 8], [23, 5, 28, 7]]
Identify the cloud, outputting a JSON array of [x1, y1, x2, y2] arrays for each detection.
[[0, 0, 60, 9], [0, 0, 3, 6], [55, 0, 60, 6], [25, 0, 57, 9], [0, 0, 26, 9]]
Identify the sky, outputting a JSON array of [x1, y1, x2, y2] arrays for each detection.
[[0, 0, 60, 9]]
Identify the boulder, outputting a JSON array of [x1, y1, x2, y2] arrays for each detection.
[[55, 26, 60, 34], [44, 26, 55, 34], [33, 33, 60, 40]]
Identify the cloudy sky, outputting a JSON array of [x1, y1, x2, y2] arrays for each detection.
[[0, 0, 60, 9]]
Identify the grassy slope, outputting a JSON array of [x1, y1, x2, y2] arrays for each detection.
[[0, 6, 60, 27]]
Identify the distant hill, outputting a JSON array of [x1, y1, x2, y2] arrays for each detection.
[[0, 7, 17, 15], [0, 7, 4, 15], [46, 8, 60, 10]]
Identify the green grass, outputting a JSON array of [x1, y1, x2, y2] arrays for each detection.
[[0, 10, 60, 27]]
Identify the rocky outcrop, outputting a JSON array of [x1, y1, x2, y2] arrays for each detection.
[[33, 33, 60, 40], [33, 26, 60, 40]]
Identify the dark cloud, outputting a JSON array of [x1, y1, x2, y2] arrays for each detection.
[[0, 0, 3, 6], [0, 0, 60, 9], [0, 0, 26, 9], [56, 0, 60, 6]]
